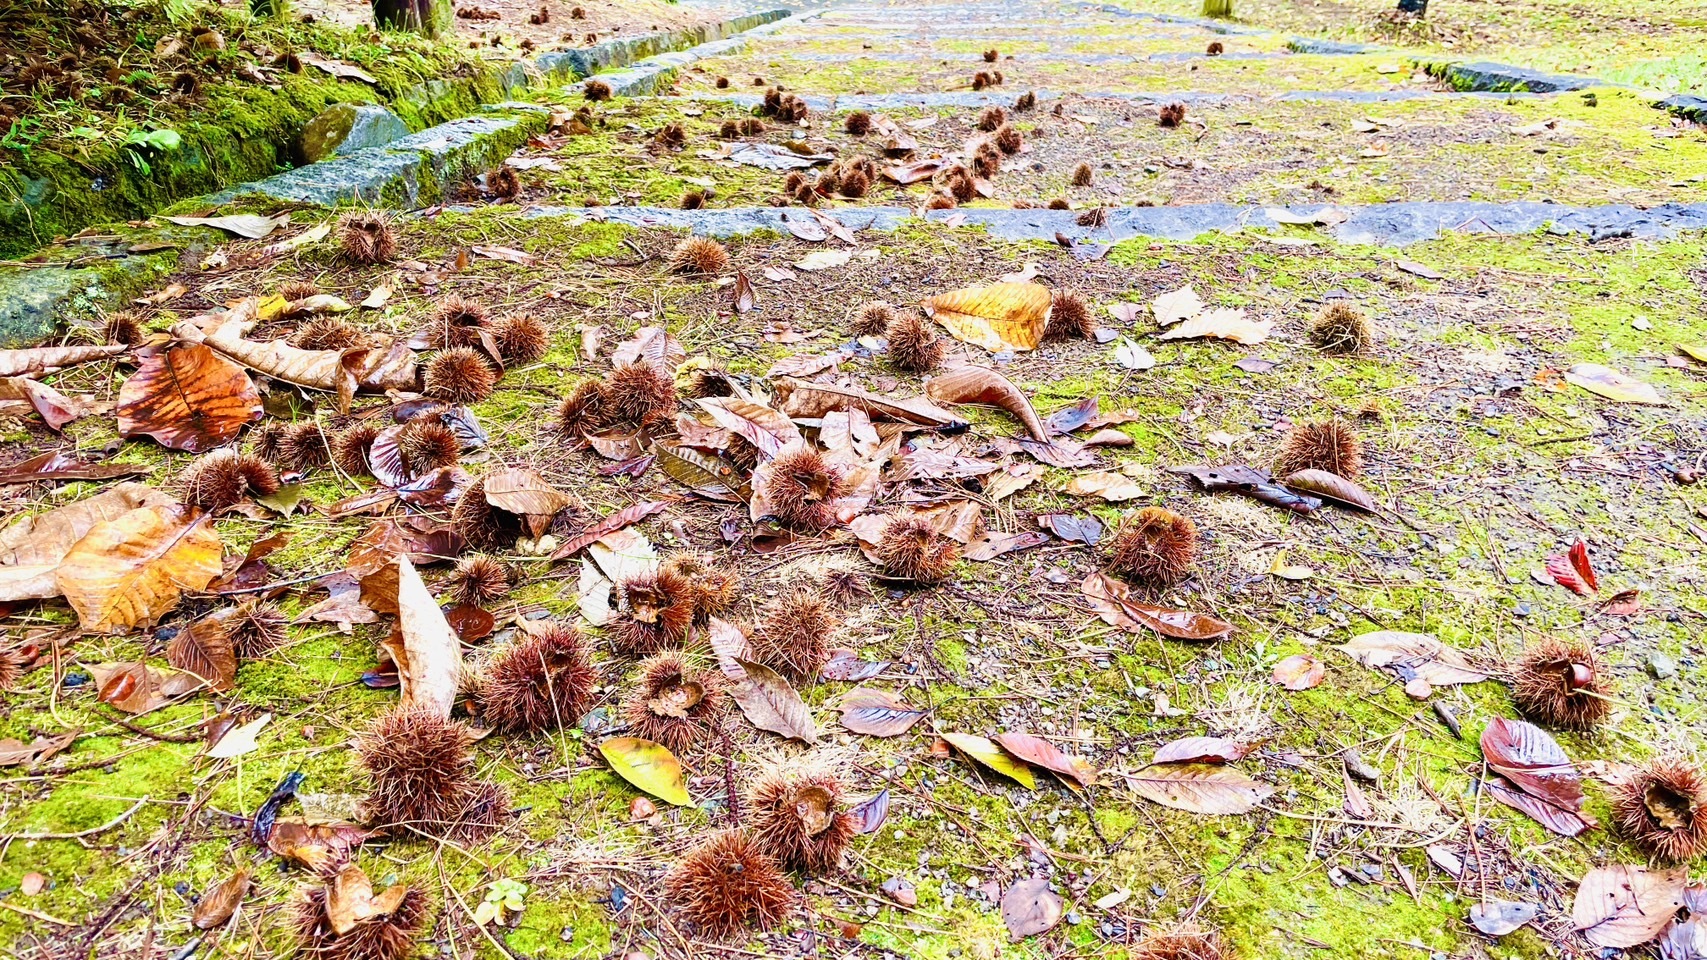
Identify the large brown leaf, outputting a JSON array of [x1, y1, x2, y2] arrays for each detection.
[[0, 452, 147, 485], [1281, 469, 1377, 512], [480, 467, 572, 535], [1484, 776, 1596, 837], [729, 657, 817, 743], [995, 732, 1096, 789], [695, 396, 802, 459], [266, 819, 371, 870], [1480, 717, 1595, 835], [378, 555, 462, 718], [165, 616, 237, 691], [774, 378, 967, 429], [118, 344, 262, 452], [56, 506, 223, 633], [1127, 762, 1275, 814], [921, 281, 1052, 352], [0, 344, 126, 377], [924, 366, 1049, 442], [0, 483, 175, 562], [1080, 572, 1233, 641], [173, 300, 404, 413], [836, 687, 926, 737], [1337, 631, 1489, 687], [1573, 864, 1688, 948]]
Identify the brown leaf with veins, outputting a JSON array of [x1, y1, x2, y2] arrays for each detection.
[[1080, 572, 1233, 640], [996, 732, 1096, 788], [0, 377, 88, 431], [118, 344, 262, 452], [1127, 762, 1275, 814], [1573, 864, 1687, 948], [378, 555, 462, 719], [88, 661, 206, 713], [925, 366, 1049, 442], [191, 868, 252, 930], [166, 616, 237, 691], [0, 344, 127, 377]]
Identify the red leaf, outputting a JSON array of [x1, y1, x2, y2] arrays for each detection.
[[117, 344, 262, 452], [1480, 718, 1596, 836], [995, 732, 1096, 789], [1569, 540, 1599, 592]]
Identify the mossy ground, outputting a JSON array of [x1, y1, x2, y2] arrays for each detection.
[[4, 0, 1707, 958], [1, 198, 1703, 958], [1110, 0, 1707, 94]]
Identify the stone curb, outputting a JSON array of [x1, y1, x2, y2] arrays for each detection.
[[0, 7, 802, 347], [213, 8, 802, 209], [506, 200, 1707, 247]]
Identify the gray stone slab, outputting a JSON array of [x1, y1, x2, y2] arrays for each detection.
[[1286, 38, 1377, 55], [1660, 95, 1707, 124], [297, 104, 411, 164], [505, 200, 1707, 247], [1434, 60, 1599, 93]]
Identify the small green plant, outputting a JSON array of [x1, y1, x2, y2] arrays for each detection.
[[0, 117, 43, 156], [1201, 0, 1233, 18], [121, 127, 182, 176], [473, 878, 528, 926]]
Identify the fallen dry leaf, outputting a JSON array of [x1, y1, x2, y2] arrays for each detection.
[[1153, 736, 1255, 765], [1158, 308, 1273, 345], [379, 555, 462, 719], [0, 344, 127, 377], [940, 732, 1035, 788], [922, 281, 1053, 352], [192, 868, 252, 929], [117, 344, 262, 452], [995, 732, 1096, 789], [1337, 631, 1488, 687], [729, 658, 817, 743], [924, 366, 1049, 441], [1573, 864, 1687, 948], [87, 661, 205, 713], [1127, 762, 1274, 814], [1001, 878, 1064, 941], [1081, 572, 1233, 640], [1271, 654, 1325, 690], [1150, 285, 1204, 326], [57, 505, 222, 633], [836, 687, 926, 737], [1564, 363, 1665, 405]]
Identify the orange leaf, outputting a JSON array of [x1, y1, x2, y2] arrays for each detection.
[[56, 506, 223, 633], [117, 344, 262, 452]]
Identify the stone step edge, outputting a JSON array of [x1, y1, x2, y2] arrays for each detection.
[[0, 8, 808, 348], [210, 7, 807, 210], [507, 200, 1707, 247]]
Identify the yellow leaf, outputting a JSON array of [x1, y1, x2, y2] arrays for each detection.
[[940, 732, 1036, 788], [1267, 550, 1313, 580], [1678, 343, 1707, 364], [55, 506, 222, 633], [1158, 308, 1273, 345], [922, 281, 1052, 352], [598, 736, 692, 806], [1564, 363, 1665, 405]]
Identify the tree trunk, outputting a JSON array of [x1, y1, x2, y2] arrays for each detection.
[[372, 0, 455, 38], [1396, 0, 1428, 14]]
